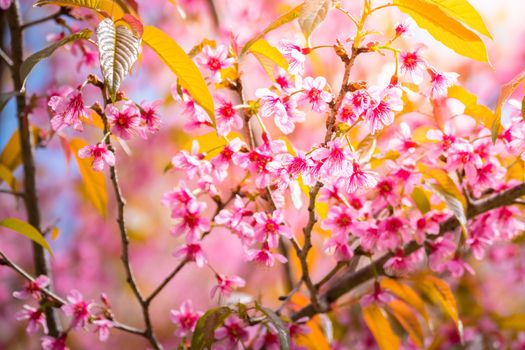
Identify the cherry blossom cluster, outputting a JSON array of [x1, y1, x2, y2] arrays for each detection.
[[13, 276, 114, 349]]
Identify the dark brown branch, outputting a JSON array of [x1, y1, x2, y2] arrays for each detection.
[[292, 182, 525, 321], [7, 0, 61, 336], [205, 0, 220, 29], [0, 189, 24, 197]]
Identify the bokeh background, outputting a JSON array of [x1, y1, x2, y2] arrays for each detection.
[[1, 0, 525, 348]]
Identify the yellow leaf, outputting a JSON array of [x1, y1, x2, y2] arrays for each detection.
[[418, 275, 459, 324], [380, 278, 429, 322], [448, 85, 494, 126], [393, 0, 489, 62], [0, 164, 17, 191], [411, 187, 431, 214], [497, 313, 525, 331], [363, 304, 401, 350], [426, 0, 492, 38], [70, 138, 108, 217], [387, 300, 424, 348], [0, 218, 53, 256], [419, 165, 467, 225], [0, 131, 22, 170], [447, 85, 477, 106], [34, 0, 125, 19], [249, 39, 289, 78], [491, 69, 525, 142], [241, 4, 303, 55], [142, 26, 215, 125]]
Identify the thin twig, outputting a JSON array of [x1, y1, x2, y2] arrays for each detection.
[[21, 8, 69, 30], [145, 260, 187, 304], [0, 189, 24, 197], [0, 47, 13, 66], [0, 250, 145, 337]]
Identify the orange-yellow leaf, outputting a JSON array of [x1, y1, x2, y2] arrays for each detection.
[[491, 69, 525, 142], [363, 304, 401, 350], [393, 0, 489, 62], [387, 300, 424, 348], [70, 138, 107, 217], [0, 131, 22, 170], [0, 218, 53, 256], [426, 0, 492, 38], [418, 275, 459, 324], [142, 26, 215, 125], [380, 278, 429, 322], [34, 0, 125, 19]]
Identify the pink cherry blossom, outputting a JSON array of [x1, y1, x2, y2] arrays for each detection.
[[171, 140, 211, 179], [400, 48, 427, 84], [171, 200, 211, 242], [92, 319, 113, 342], [78, 142, 115, 171], [360, 283, 394, 307], [394, 18, 416, 37], [215, 95, 243, 136], [170, 300, 203, 337], [299, 76, 332, 112], [0, 0, 12, 10], [210, 273, 246, 298], [49, 89, 89, 131], [364, 85, 403, 134], [215, 316, 250, 347], [105, 101, 141, 140], [16, 305, 47, 334], [321, 205, 354, 237], [196, 45, 234, 82], [343, 161, 379, 193], [253, 210, 292, 248], [41, 335, 69, 350], [173, 242, 208, 267], [13, 275, 49, 300], [324, 236, 353, 261], [310, 139, 353, 178], [427, 67, 459, 99], [278, 39, 306, 75], [245, 243, 288, 267], [138, 100, 162, 138], [61, 290, 92, 329]]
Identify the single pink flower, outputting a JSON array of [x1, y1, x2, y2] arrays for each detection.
[[400, 48, 427, 84], [278, 39, 306, 75], [13, 275, 49, 300], [92, 319, 113, 342], [210, 273, 246, 298], [365, 86, 403, 134], [427, 67, 459, 99], [196, 45, 234, 82], [41, 335, 69, 350], [253, 210, 292, 248], [245, 243, 288, 267], [61, 290, 91, 329], [49, 89, 89, 131], [170, 300, 203, 337], [171, 200, 211, 242], [343, 161, 379, 193], [105, 101, 141, 140], [173, 242, 207, 267], [215, 95, 243, 136], [299, 76, 332, 112], [138, 100, 162, 138], [78, 143, 115, 171], [16, 305, 47, 335]]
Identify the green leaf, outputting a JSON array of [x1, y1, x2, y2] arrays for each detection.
[[393, 0, 489, 62], [34, 0, 125, 19], [0, 218, 53, 256], [70, 138, 108, 217], [426, 0, 492, 38], [20, 29, 92, 89], [257, 305, 291, 350], [0, 91, 18, 112], [142, 26, 215, 125], [97, 19, 141, 100], [191, 306, 232, 350], [491, 69, 525, 142], [298, 0, 335, 39], [241, 4, 303, 55]]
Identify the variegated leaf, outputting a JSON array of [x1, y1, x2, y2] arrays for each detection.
[[97, 18, 141, 100]]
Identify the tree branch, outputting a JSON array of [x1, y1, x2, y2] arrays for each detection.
[[292, 182, 525, 321], [7, 0, 62, 336], [20, 7, 70, 30]]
